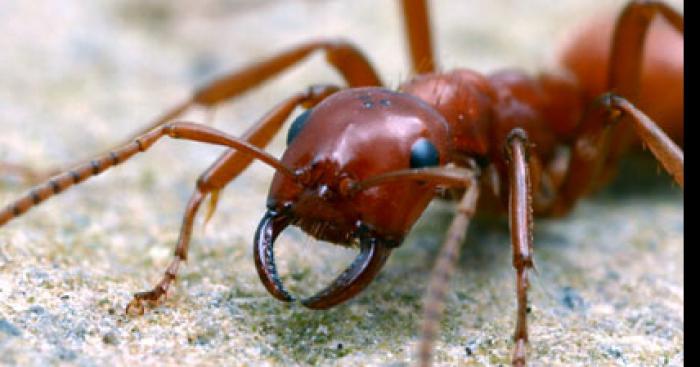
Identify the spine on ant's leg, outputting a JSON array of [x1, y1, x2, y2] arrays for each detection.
[[0, 128, 163, 227]]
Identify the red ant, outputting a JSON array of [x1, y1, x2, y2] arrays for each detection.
[[0, 1, 683, 365]]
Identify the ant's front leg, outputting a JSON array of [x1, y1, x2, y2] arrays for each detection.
[[125, 85, 339, 314], [0, 86, 336, 315]]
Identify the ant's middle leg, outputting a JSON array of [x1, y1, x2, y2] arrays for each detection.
[[125, 85, 339, 314], [400, 0, 436, 75], [124, 38, 383, 143], [6, 39, 381, 186]]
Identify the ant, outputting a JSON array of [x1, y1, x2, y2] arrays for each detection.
[[0, 1, 683, 366]]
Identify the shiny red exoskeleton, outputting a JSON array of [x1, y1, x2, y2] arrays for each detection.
[[0, 1, 683, 366]]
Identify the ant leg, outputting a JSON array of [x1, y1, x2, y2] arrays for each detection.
[[400, 0, 436, 74], [612, 96, 683, 184], [417, 180, 479, 367], [196, 84, 339, 193], [505, 129, 534, 367], [125, 188, 205, 315], [125, 85, 339, 314], [608, 1, 683, 103], [13, 39, 381, 185], [600, 0, 683, 183], [544, 94, 617, 216], [547, 94, 683, 216], [124, 39, 382, 142]]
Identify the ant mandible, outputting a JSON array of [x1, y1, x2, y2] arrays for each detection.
[[0, 1, 683, 366]]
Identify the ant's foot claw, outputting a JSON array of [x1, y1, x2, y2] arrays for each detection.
[[125, 298, 145, 316], [125, 289, 165, 315]]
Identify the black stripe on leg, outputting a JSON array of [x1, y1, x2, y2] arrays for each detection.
[[90, 160, 100, 175], [30, 189, 41, 204], [49, 179, 61, 194], [109, 151, 119, 165]]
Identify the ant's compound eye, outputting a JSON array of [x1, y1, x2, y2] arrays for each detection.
[[287, 108, 313, 145], [410, 138, 440, 168]]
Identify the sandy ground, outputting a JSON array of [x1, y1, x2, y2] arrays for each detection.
[[0, 1, 683, 366]]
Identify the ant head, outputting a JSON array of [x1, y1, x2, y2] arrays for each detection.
[[255, 87, 451, 309], [272, 88, 451, 244]]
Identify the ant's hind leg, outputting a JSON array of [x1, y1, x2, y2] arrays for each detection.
[[610, 95, 683, 185], [546, 1, 683, 216], [125, 85, 339, 314], [505, 129, 535, 367], [608, 1, 683, 102], [601, 0, 683, 183], [546, 94, 683, 216]]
